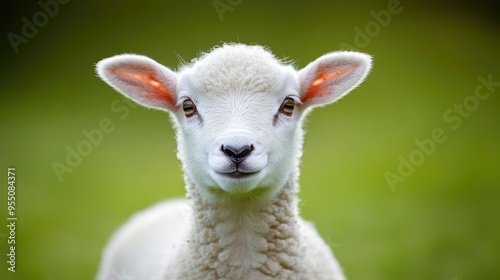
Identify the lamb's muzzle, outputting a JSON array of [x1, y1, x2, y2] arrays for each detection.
[[221, 144, 254, 164]]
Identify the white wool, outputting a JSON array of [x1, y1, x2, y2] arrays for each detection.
[[181, 44, 291, 97], [95, 43, 372, 280]]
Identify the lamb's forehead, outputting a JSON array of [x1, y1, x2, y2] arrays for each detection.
[[181, 44, 295, 96]]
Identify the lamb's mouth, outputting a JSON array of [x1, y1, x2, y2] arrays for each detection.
[[218, 171, 259, 179]]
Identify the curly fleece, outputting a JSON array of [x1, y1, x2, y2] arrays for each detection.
[[166, 175, 343, 279]]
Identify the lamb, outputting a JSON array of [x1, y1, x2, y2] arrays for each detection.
[[95, 43, 372, 280]]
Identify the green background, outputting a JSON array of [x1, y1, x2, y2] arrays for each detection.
[[1, 0, 499, 279]]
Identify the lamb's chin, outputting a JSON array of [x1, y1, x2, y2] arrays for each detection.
[[198, 171, 271, 198], [214, 173, 261, 193]]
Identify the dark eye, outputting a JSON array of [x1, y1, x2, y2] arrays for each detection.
[[182, 99, 197, 117], [280, 97, 295, 116]]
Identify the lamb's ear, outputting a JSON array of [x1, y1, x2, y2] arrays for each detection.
[[96, 54, 178, 111], [298, 52, 372, 108]]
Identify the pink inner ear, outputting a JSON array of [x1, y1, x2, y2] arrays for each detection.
[[112, 68, 175, 106], [302, 69, 349, 103]]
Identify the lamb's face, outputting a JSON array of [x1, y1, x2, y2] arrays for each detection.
[[96, 43, 372, 201], [174, 65, 303, 197]]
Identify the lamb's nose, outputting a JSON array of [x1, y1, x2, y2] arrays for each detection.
[[221, 144, 254, 164]]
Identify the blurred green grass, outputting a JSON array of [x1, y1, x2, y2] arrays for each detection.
[[1, 0, 499, 279]]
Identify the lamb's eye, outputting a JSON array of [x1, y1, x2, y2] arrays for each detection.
[[280, 97, 295, 116], [182, 99, 197, 117]]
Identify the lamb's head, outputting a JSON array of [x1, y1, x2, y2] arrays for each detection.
[[96, 44, 372, 201]]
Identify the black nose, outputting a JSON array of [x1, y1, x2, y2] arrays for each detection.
[[221, 145, 254, 165]]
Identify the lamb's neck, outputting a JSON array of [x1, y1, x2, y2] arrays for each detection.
[[185, 178, 305, 278]]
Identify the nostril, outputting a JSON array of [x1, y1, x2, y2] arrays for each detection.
[[221, 145, 234, 158], [221, 144, 254, 163], [238, 145, 253, 158]]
